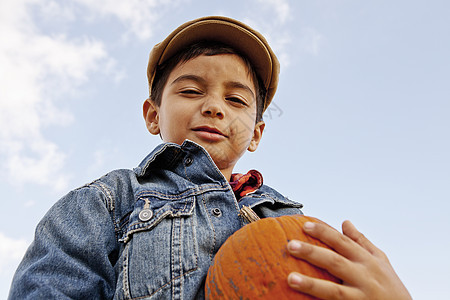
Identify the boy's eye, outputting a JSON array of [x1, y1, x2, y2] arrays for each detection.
[[179, 89, 202, 96], [227, 96, 247, 106], [180, 89, 200, 94]]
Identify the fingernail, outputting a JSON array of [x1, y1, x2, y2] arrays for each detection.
[[288, 273, 303, 286], [304, 222, 315, 230], [288, 240, 302, 251]]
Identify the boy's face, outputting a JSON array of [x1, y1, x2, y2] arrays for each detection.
[[143, 54, 265, 180]]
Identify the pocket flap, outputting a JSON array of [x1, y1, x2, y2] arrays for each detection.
[[120, 195, 195, 243]]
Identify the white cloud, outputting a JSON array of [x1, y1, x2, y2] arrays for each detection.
[[72, 0, 184, 41], [5, 140, 69, 192], [0, 0, 180, 192], [256, 0, 291, 24], [0, 232, 29, 276], [0, 232, 29, 298], [242, 0, 293, 68], [0, 0, 110, 192], [243, 1, 324, 65], [37, 0, 77, 22]]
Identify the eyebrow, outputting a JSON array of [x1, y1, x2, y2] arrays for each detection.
[[171, 74, 255, 100], [225, 81, 255, 100], [170, 74, 206, 86]]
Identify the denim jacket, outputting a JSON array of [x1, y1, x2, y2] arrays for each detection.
[[9, 140, 303, 299]]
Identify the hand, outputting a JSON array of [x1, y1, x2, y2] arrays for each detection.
[[286, 220, 412, 300]]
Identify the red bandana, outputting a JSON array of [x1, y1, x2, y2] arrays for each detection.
[[229, 169, 263, 199]]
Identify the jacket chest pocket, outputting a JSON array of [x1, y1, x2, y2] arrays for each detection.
[[116, 195, 198, 299]]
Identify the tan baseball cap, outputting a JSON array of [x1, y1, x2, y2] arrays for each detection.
[[147, 16, 280, 111]]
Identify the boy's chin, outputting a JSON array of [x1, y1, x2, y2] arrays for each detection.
[[176, 139, 245, 172]]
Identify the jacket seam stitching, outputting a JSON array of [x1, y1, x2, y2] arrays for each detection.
[[90, 182, 120, 240]]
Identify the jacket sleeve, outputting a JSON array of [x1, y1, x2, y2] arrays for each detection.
[[8, 185, 120, 299]]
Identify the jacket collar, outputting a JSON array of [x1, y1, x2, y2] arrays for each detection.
[[238, 184, 304, 209], [133, 140, 227, 185]]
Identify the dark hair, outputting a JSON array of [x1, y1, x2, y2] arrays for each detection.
[[150, 41, 266, 122]]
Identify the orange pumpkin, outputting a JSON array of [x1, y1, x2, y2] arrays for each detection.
[[205, 214, 341, 299]]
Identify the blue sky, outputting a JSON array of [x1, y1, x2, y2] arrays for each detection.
[[1, 0, 449, 298]]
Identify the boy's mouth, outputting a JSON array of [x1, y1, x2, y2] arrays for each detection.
[[192, 126, 228, 138]]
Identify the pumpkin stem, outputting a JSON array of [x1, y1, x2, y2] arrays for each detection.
[[239, 206, 261, 223]]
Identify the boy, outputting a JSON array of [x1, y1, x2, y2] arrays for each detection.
[[9, 16, 411, 299]]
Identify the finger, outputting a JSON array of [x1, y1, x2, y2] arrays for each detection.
[[302, 221, 367, 261], [287, 239, 356, 283], [342, 220, 386, 258], [287, 272, 363, 300]]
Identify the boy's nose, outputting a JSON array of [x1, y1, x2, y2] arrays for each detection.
[[201, 97, 224, 119]]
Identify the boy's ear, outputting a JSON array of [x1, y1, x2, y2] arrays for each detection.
[[143, 98, 160, 135], [248, 121, 265, 152]]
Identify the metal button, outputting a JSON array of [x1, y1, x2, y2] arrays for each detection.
[[184, 156, 193, 166], [139, 209, 153, 222], [212, 208, 222, 217]]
